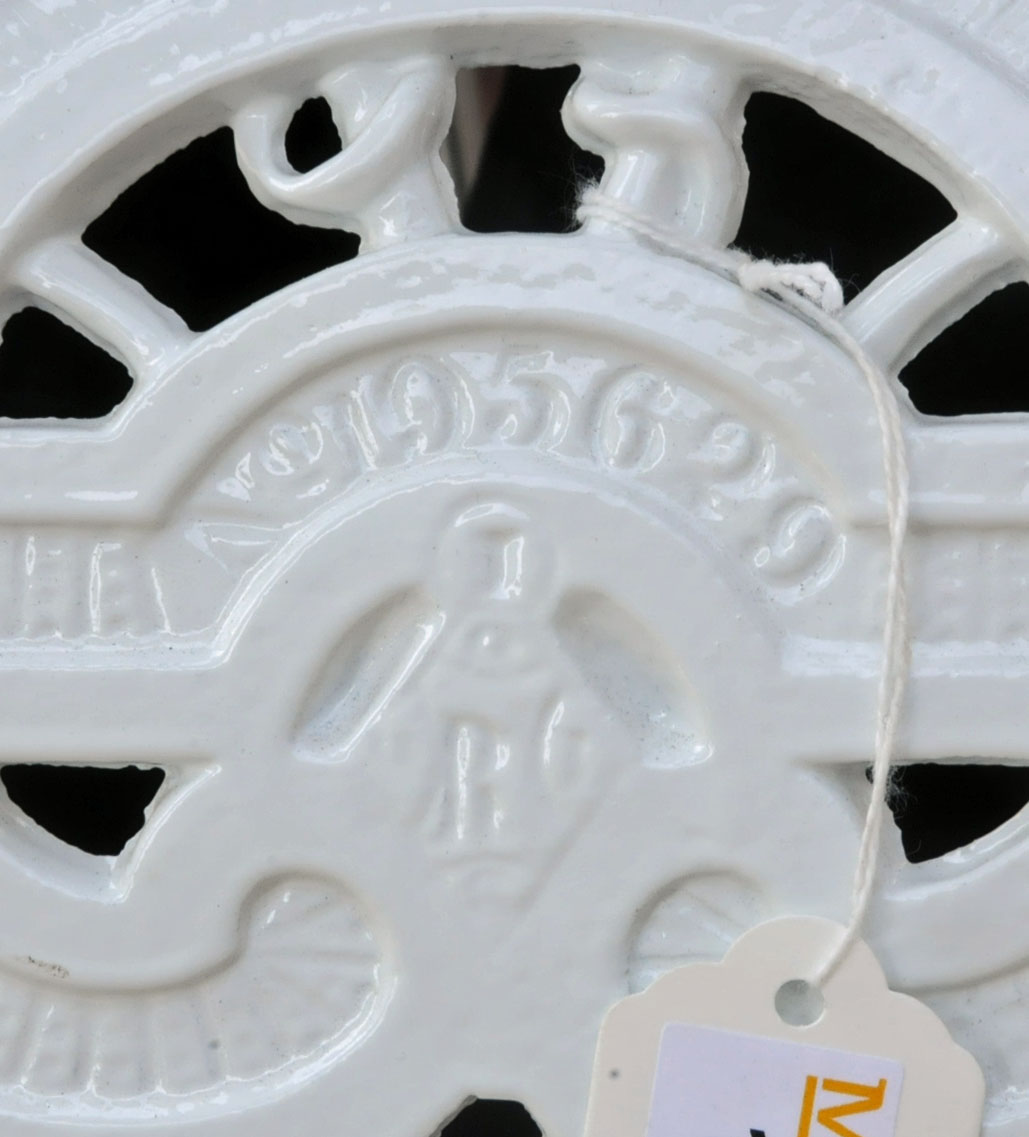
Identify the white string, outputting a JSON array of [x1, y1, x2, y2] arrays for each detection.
[[577, 187, 910, 986]]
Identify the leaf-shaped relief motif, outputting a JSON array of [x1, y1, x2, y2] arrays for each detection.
[[627, 871, 768, 993], [553, 589, 710, 769], [293, 588, 444, 763], [0, 876, 386, 1121]]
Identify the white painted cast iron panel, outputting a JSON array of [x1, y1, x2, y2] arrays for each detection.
[[0, 2, 1028, 1134]]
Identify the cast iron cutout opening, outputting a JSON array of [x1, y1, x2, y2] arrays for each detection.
[[0, 307, 133, 418], [285, 96, 343, 173], [733, 92, 956, 302], [438, 1099, 543, 1137], [869, 762, 1029, 863], [448, 65, 603, 234], [898, 282, 1029, 414], [82, 126, 359, 332], [1, 764, 166, 856]]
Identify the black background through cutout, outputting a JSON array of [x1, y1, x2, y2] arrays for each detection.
[[1, 765, 165, 856], [83, 127, 359, 332], [439, 1100, 542, 1137]]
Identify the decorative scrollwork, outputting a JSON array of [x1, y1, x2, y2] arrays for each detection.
[[234, 57, 459, 248], [566, 52, 747, 242], [0, 878, 386, 1118]]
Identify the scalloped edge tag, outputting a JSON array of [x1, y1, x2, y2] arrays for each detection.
[[583, 916, 984, 1137]]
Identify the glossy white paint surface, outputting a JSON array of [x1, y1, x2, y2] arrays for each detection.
[[0, 2, 1028, 1134]]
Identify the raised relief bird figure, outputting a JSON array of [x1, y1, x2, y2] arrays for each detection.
[[295, 496, 707, 895]]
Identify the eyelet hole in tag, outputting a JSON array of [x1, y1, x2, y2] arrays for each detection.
[[775, 978, 825, 1027]]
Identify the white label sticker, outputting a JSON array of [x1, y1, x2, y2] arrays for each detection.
[[647, 1023, 904, 1137]]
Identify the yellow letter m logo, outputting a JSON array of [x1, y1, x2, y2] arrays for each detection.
[[797, 1075, 888, 1137]]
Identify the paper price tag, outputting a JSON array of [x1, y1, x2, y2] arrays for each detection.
[[584, 917, 983, 1137]]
